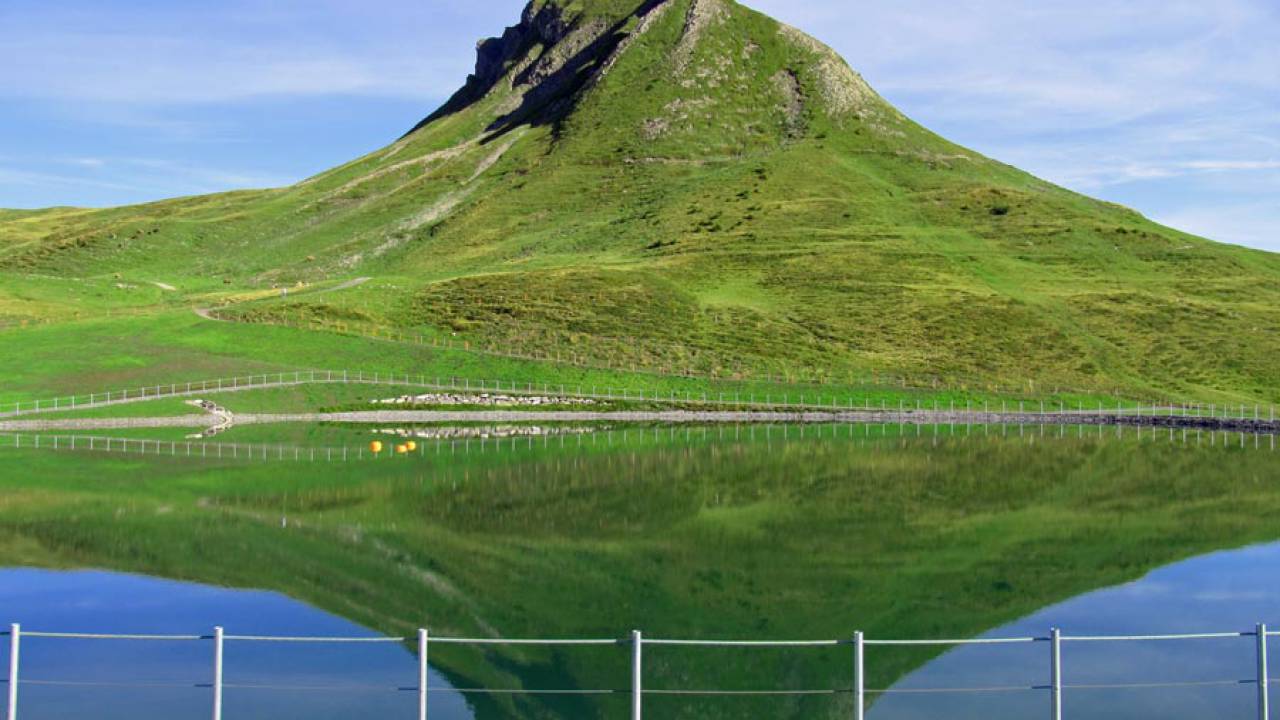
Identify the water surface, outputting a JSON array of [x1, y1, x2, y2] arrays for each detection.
[[0, 569, 472, 720], [0, 422, 1277, 719], [874, 542, 1280, 719]]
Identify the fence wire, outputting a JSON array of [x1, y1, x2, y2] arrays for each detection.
[[2, 422, 1275, 468], [2, 368, 1275, 433], [5, 625, 1278, 718]]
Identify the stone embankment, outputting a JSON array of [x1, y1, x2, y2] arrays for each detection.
[[375, 393, 597, 407], [376, 425, 600, 440], [238, 411, 1280, 433], [186, 399, 234, 438]]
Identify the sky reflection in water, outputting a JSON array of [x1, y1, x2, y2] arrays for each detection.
[[873, 543, 1280, 719], [0, 569, 472, 720]]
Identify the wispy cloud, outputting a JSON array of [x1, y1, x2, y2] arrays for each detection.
[[1040, 159, 1280, 190], [0, 37, 459, 104], [1155, 203, 1280, 251], [0, 166, 147, 194], [0, 0, 504, 104], [0, 157, 291, 206], [1183, 160, 1280, 171]]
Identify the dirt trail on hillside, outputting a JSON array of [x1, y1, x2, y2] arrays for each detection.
[[192, 276, 371, 322]]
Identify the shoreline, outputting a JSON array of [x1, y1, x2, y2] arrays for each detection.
[[2, 410, 1278, 434]]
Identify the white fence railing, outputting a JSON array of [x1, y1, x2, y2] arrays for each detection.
[[1, 369, 1277, 429], [2, 624, 1278, 720], [1, 422, 1276, 464]]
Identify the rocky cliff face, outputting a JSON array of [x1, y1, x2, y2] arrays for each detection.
[[407, 1, 583, 132], [409, 0, 891, 144], [473, 3, 575, 98]]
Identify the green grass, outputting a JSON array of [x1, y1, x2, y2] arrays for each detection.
[[0, 0, 1275, 404], [0, 311, 1196, 427]]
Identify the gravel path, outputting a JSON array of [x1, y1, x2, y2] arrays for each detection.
[[0, 416, 219, 430]]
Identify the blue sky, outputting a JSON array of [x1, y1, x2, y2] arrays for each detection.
[[1, 0, 1276, 252]]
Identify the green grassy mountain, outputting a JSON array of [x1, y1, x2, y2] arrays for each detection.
[[2, 0, 1279, 400]]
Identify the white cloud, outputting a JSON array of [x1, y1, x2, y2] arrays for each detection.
[[0, 158, 291, 205], [1155, 203, 1280, 252], [0, 166, 146, 194], [0, 35, 461, 104], [0, 0, 515, 104], [1189, 590, 1275, 602], [1036, 159, 1280, 190], [1183, 160, 1280, 171]]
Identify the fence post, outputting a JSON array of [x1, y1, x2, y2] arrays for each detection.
[[1050, 628, 1062, 720], [418, 628, 429, 720], [631, 630, 643, 720], [212, 626, 224, 720], [7, 623, 18, 720], [853, 631, 865, 720], [1259, 623, 1270, 720]]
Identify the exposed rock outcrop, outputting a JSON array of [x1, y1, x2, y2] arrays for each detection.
[[406, 2, 577, 132], [672, 0, 729, 72], [409, 0, 674, 135], [777, 23, 879, 117]]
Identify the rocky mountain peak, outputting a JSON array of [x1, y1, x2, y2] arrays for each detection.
[[408, 0, 892, 146]]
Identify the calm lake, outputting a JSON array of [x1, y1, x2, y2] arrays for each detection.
[[0, 422, 1276, 718], [0, 569, 472, 720]]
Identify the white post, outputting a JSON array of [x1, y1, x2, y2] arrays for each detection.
[[212, 626, 224, 720], [853, 631, 865, 720], [7, 624, 18, 720], [1050, 628, 1062, 720], [418, 628, 429, 720], [1259, 623, 1270, 720], [631, 630, 643, 720]]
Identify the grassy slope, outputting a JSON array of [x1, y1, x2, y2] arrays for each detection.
[[2, 310, 1202, 416], [1, 429, 1278, 718], [0, 0, 1277, 401]]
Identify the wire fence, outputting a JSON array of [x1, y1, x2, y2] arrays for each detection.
[[4, 624, 1279, 720], [2, 368, 1277, 432], [1, 420, 1275, 465]]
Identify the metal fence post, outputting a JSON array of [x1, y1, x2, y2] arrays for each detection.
[[212, 626, 224, 720], [1259, 623, 1270, 720], [7, 624, 19, 720], [1050, 628, 1062, 720], [418, 628, 429, 720], [853, 631, 865, 720], [631, 630, 643, 720]]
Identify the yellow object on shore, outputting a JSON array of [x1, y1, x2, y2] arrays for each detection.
[[406, 441, 418, 451], [395, 444, 409, 455], [369, 441, 384, 454]]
